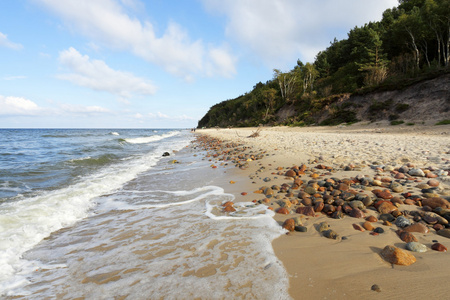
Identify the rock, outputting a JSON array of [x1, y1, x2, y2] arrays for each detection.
[[433, 224, 444, 231], [366, 215, 378, 222], [349, 208, 366, 219], [322, 229, 340, 240], [373, 189, 393, 200], [409, 168, 425, 177], [162, 152, 170, 156], [403, 223, 429, 234], [371, 284, 381, 292], [377, 201, 398, 214], [304, 186, 317, 195], [390, 182, 404, 193], [223, 205, 236, 212], [314, 202, 324, 212], [395, 216, 412, 228], [282, 219, 295, 232], [380, 245, 416, 266], [397, 230, 418, 243], [422, 197, 450, 209], [427, 179, 440, 187], [379, 213, 395, 222], [406, 242, 427, 253], [353, 223, 365, 231], [264, 187, 274, 196], [363, 221, 375, 231], [295, 225, 308, 232], [318, 222, 330, 233], [437, 228, 450, 239], [277, 207, 290, 215], [350, 200, 365, 210], [374, 227, 385, 234], [292, 216, 303, 226], [285, 169, 296, 177], [296, 206, 315, 217], [431, 243, 447, 252], [422, 211, 448, 225], [331, 210, 345, 219]]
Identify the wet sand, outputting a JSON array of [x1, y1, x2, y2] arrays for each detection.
[[195, 122, 450, 299]]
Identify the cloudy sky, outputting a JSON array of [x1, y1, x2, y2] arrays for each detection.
[[0, 0, 398, 128]]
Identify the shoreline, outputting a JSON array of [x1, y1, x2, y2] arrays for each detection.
[[194, 123, 450, 299]]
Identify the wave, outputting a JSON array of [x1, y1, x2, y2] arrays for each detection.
[[109, 132, 120, 136], [124, 131, 180, 144], [68, 154, 117, 167]]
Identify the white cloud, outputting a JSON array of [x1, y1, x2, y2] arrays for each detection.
[[202, 0, 398, 64], [57, 103, 111, 114], [0, 95, 41, 115], [57, 47, 157, 98], [148, 111, 196, 121], [2, 76, 27, 80], [0, 32, 23, 50], [36, 0, 236, 80]]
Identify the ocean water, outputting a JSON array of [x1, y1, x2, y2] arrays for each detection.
[[0, 129, 289, 299]]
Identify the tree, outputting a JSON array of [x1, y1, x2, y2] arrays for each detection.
[[261, 88, 277, 119], [273, 69, 298, 103]]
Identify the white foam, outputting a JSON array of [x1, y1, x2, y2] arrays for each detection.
[[125, 131, 180, 144], [109, 132, 120, 136], [0, 132, 193, 295]]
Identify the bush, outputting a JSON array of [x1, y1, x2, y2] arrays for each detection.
[[395, 103, 410, 113], [320, 110, 358, 126], [435, 119, 450, 125], [390, 120, 404, 125]]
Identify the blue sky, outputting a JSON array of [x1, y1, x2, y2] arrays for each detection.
[[0, 0, 398, 128]]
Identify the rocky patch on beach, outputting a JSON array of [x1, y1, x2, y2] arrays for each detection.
[[194, 134, 450, 268]]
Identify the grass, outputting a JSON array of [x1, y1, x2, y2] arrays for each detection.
[[390, 120, 404, 125], [435, 119, 450, 125]]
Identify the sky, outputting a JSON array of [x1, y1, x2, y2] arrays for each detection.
[[0, 0, 398, 128]]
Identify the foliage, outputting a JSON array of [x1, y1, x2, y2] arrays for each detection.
[[390, 120, 405, 125], [435, 119, 450, 125], [198, 0, 449, 128]]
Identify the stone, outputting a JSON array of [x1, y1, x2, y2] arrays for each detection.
[[409, 168, 425, 177], [318, 222, 330, 233], [223, 205, 236, 212], [292, 216, 303, 226], [304, 186, 317, 195], [282, 219, 295, 232], [277, 207, 290, 215], [422, 197, 450, 209], [374, 227, 385, 234], [371, 284, 381, 293], [390, 182, 404, 193], [397, 230, 418, 243], [431, 243, 447, 252], [373, 189, 394, 200], [363, 221, 375, 231], [403, 223, 429, 234], [349, 200, 365, 210], [264, 187, 274, 196], [380, 245, 416, 266], [353, 223, 365, 231], [377, 201, 398, 214], [395, 216, 412, 228], [349, 208, 366, 219], [296, 206, 315, 217], [427, 179, 440, 187], [285, 169, 296, 177], [406, 242, 427, 253], [295, 225, 308, 232], [422, 211, 448, 225], [301, 198, 313, 206], [437, 228, 450, 239], [379, 213, 395, 222], [322, 229, 340, 240], [331, 210, 345, 219], [314, 202, 324, 212], [366, 215, 378, 222], [162, 152, 170, 156]]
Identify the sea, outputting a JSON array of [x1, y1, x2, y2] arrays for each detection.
[[0, 129, 289, 299]]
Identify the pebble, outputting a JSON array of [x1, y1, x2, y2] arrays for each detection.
[[431, 243, 447, 252], [406, 242, 427, 253], [395, 216, 412, 228], [437, 228, 450, 239], [380, 245, 416, 266], [371, 284, 381, 292], [282, 219, 295, 232]]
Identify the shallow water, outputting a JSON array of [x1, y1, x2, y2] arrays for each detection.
[[0, 129, 289, 299]]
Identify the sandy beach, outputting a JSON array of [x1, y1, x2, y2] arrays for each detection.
[[195, 122, 450, 299]]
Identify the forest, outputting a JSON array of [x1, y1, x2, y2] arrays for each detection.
[[198, 0, 449, 128]]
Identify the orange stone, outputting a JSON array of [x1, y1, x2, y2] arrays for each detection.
[[380, 245, 416, 266]]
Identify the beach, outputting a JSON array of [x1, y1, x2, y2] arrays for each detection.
[[196, 122, 450, 299]]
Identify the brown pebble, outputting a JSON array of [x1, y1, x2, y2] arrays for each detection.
[[371, 284, 381, 292], [431, 243, 447, 252]]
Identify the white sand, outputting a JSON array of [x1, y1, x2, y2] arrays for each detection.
[[196, 123, 450, 299]]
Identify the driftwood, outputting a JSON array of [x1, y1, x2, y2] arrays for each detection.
[[248, 127, 262, 138]]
